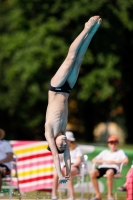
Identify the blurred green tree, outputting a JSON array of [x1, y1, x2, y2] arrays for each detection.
[[0, 0, 133, 142]]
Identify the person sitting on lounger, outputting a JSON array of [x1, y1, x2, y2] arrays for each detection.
[[89, 135, 128, 200]]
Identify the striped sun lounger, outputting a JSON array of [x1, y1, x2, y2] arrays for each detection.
[[10, 141, 54, 193]]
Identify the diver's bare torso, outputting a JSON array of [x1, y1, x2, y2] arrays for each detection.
[[45, 91, 69, 137]]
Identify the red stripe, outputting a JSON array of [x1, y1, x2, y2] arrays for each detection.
[[17, 158, 53, 169], [11, 141, 41, 147], [19, 183, 53, 192], [19, 174, 53, 184], [18, 152, 52, 161]]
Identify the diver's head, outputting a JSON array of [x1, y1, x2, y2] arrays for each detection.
[[47, 135, 67, 154], [55, 134, 67, 152]]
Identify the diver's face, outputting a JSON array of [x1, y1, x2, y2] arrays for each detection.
[[55, 135, 67, 151]]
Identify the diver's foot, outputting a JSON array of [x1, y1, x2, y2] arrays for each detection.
[[85, 16, 102, 34], [51, 197, 58, 200]]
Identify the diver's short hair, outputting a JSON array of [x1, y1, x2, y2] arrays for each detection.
[[47, 145, 65, 154]]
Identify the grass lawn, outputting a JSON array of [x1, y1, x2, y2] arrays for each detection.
[[1, 143, 131, 200], [0, 190, 127, 200]]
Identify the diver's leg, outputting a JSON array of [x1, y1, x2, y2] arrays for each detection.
[[51, 16, 101, 87], [52, 171, 59, 198], [67, 17, 102, 88]]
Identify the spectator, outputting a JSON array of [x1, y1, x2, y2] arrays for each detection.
[[118, 164, 133, 200], [117, 165, 133, 200], [117, 183, 127, 191], [52, 131, 82, 200], [0, 129, 13, 190], [125, 165, 133, 200], [89, 135, 128, 200]]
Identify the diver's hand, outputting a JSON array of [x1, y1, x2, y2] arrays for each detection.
[[59, 177, 68, 184], [65, 174, 70, 180]]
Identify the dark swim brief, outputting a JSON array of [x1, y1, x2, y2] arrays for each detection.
[[49, 81, 72, 94]]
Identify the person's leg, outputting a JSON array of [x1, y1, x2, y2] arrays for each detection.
[[67, 166, 79, 199], [0, 166, 6, 190], [66, 174, 75, 199], [67, 17, 102, 88], [0, 173, 2, 189], [51, 16, 101, 88], [106, 169, 115, 198], [117, 182, 127, 191], [62, 166, 79, 199], [52, 171, 59, 199], [89, 169, 101, 199]]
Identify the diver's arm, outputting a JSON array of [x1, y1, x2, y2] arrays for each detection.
[[45, 133, 67, 183], [64, 140, 71, 179]]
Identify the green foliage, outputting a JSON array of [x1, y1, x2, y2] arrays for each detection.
[[78, 54, 121, 102], [0, 0, 133, 140]]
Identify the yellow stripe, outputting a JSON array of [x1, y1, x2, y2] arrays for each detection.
[[11, 172, 16, 176], [18, 166, 54, 177], [14, 144, 47, 154]]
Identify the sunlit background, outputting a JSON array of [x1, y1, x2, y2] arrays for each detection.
[[0, 0, 133, 144]]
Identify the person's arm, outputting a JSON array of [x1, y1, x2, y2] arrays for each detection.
[[106, 150, 129, 165], [72, 156, 82, 167], [0, 152, 13, 164], [92, 157, 129, 165], [45, 133, 67, 183], [92, 150, 129, 165], [116, 150, 129, 165], [107, 151, 129, 165], [92, 150, 106, 164], [63, 140, 71, 179], [71, 147, 82, 167], [107, 157, 129, 165], [92, 157, 106, 164]]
